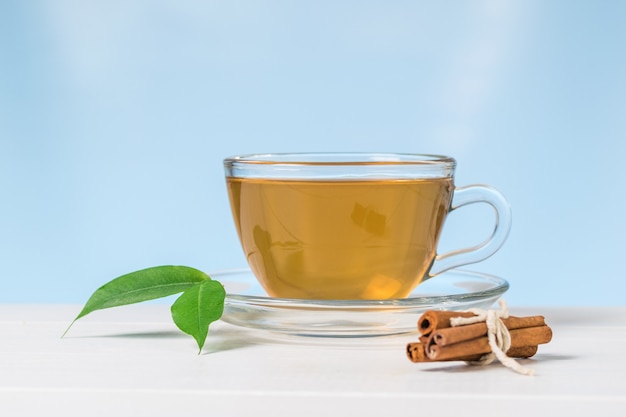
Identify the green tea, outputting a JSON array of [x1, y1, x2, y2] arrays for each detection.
[[226, 177, 454, 299]]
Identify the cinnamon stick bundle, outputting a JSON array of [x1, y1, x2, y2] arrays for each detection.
[[407, 310, 552, 364]]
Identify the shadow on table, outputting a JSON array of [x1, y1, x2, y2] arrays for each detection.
[[420, 352, 577, 373]]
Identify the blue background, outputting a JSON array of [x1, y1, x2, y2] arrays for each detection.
[[1, 1, 625, 306]]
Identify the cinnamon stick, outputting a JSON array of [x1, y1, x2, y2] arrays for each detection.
[[406, 342, 428, 362], [506, 345, 538, 359], [418, 310, 545, 335], [430, 315, 546, 347], [407, 342, 539, 363], [426, 325, 553, 361], [407, 342, 483, 363], [417, 310, 476, 335]]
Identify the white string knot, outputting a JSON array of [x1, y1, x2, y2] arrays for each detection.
[[450, 299, 534, 376]]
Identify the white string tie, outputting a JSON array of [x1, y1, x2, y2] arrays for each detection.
[[450, 299, 534, 376]]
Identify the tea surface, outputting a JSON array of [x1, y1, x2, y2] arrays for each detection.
[[227, 177, 453, 299]]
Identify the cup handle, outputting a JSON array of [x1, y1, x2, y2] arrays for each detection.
[[427, 184, 512, 278]]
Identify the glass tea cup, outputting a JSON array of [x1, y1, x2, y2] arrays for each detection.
[[224, 153, 511, 300]]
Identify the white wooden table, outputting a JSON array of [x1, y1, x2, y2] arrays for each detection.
[[1, 304, 624, 416]]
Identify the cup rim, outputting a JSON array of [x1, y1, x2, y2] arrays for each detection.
[[224, 152, 456, 166], [224, 152, 457, 179]]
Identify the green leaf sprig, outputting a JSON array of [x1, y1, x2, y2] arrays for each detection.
[[63, 265, 226, 353]]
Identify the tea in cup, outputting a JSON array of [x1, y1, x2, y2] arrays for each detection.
[[224, 153, 511, 300]]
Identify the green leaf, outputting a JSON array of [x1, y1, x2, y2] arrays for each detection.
[[64, 265, 210, 336], [171, 280, 226, 353]]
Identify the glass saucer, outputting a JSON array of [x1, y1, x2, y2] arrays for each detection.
[[216, 268, 509, 337]]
